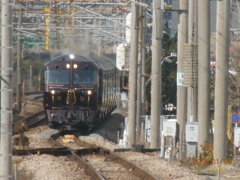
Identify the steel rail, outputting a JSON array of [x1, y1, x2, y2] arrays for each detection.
[[108, 151, 159, 180], [62, 134, 158, 180], [22, 110, 45, 127], [13, 128, 159, 180]]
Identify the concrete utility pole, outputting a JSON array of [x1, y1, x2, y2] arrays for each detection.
[[0, 0, 13, 179], [141, 3, 147, 117], [177, 0, 188, 159], [150, 0, 163, 149], [136, 0, 143, 144], [17, 5, 23, 113], [127, 1, 139, 148], [214, 0, 230, 160], [198, 0, 210, 153], [187, 0, 198, 122]]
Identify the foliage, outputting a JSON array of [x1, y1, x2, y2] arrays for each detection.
[[144, 21, 177, 115], [200, 139, 233, 163], [227, 138, 234, 160], [12, 51, 46, 92], [199, 141, 214, 161], [228, 49, 240, 113]]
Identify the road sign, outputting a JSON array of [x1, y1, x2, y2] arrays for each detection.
[[234, 128, 240, 147], [177, 72, 184, 86], [230, 113, 240, 123]]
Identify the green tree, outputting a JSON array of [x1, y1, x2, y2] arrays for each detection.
[[13, 51, 46, 92], [145, 21, 178, 115]]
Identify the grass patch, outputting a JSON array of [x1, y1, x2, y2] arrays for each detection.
[[191, 164, 218, 176]]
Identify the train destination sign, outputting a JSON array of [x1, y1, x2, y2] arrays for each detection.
[[230, 113, 240, 123]]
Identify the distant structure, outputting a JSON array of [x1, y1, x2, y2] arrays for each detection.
[[166, 0, 179, 37], [167, 0, 240, 37]]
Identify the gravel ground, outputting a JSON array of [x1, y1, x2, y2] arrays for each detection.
[[83, 154, 146, 180], [13, 155, 91, 180], [12, 101, 240, 180]]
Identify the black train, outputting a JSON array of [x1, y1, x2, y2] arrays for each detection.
[[43, 54, 120, 130]]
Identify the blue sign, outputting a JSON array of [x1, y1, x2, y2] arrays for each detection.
[[230, 113, 240, 123]]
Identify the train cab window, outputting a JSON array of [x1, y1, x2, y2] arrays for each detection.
[[45, 70, 69, 84], [73, 70, 97, 85]]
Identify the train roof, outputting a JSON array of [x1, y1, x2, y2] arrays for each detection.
[[50, 54, 90, 62], [48, 54, 116, 71], [90, 56, 116, 71]]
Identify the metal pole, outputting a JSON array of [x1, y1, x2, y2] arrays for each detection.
[[127, 1, 139, 148], [177, 0, 188, 159], [17, 4, 23, 113], [14, 163, 17, 180], [29, 65, 32, 92], [217, 166, 221, 180], [234, 126, 236, 167], [150, 0, 163, 149], [0, 0, 13, 179], [136, 0, 143, 144], [98, 19, 103, 57], [38, 74, 41, 91], [22, 80, 26, 112], [198, 0, 211, 154], [214, 0, 230, 160]]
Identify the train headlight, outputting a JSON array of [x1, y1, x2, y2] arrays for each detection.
[[66, 64, 70, 68], [51, 90, 55, 94], [50, 90, 60, 95], [73, 64, 78, 69], [69, 54, 74, 59], [87, 90, 92, 95]]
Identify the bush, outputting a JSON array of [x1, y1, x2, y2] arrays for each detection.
[[199, 141, 213, 162]]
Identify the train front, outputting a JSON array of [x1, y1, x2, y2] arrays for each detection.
[[43, 54, 99, 130]]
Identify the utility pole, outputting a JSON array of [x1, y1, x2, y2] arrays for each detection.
[[150, 0, 163, 149], [17, 4, 23, 112], [127, 1, 139, 148], [177, 0, 188, 159], [214, 0, 230, 160], [198, 0, 210, 153], [187, 0, 198, 122], [136, 0, 143, 144], [0, 0, 13, 179], [141, 2, 147, 117]]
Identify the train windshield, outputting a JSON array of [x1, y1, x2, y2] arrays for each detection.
[[73, 70, 97, 84], [45, 69, 70, 84]]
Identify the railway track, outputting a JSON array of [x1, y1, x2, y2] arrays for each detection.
[[51, 132, 159, 180], [13, 130, 159, 180], [12, 107, 213, 179], [12, 104, 159, 179], [13, 110, 46, 133]]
